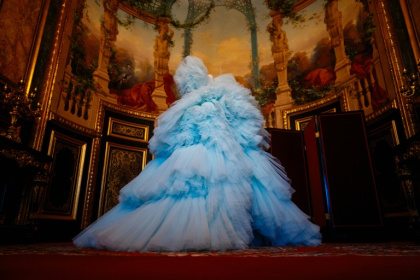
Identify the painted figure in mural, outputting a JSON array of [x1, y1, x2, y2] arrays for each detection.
[[154, 23, 174, 76], [162, 73, 176, 107], [267, 16, 288, 72], [111, 80, 158, 113], [101, 0, 119, 56], [324, 0, 343, 48], [73, 56, 321, 251], [110, 74, 176, 112]]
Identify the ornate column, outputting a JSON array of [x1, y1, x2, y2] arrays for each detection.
[[153, 19, 174, 112], [268, 11, 293, 128], [93, 0, 120, 95], [324, 0, 351, 83]]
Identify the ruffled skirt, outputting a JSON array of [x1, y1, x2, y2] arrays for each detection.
[[73, 144, 321, 252]]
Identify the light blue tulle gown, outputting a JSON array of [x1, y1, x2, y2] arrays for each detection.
[[73, 56, 321, 252]]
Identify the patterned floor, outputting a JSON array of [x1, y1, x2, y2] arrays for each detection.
[[1, 242, 420, 257]]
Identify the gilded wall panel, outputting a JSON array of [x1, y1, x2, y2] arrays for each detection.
[[108, 118, 149, 142], [99, 143, 147, 216]]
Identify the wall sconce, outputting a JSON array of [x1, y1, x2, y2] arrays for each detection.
[[0, 79, 41, 142], [400, 59, 420, 98]]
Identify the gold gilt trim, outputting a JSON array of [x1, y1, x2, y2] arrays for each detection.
[[37, 130, 87, 220], [96, 99, 158, 134], [98, 142, 147, 217], [81, 100, 157, 228], [33, 0, 74, 151], [49, 111, 100, 137], [391, 120, 401, 146], [108, 117, 149, 142], [283, 90, 349, 130], [0, 148, 49, 171], [399, 0, 420, 62], [365, 99, 399, 122], [374, 0, 414, 138], [25, 0, 51, 93], [295, 116, 313, 131], [81, 136, 101, 229]]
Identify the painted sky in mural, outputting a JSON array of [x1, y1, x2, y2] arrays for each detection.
[[82, 0, 364, 85]]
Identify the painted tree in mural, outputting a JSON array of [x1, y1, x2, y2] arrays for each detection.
[[65, 1, 100, 119], [173, 0, 260, 88], [263, 0, 339, 105], [215, 0, 260, 88], [180, 0, 214, 58], [287, 37, 336, 105], [105, 0, 177, 111]]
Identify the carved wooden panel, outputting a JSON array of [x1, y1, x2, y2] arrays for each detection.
[[107, 117, 149, 142], [99, 143, 147, 216], [38, 130, 86, 220]]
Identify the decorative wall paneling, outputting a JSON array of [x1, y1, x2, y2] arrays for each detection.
[[93, 109, 155, 220], [35, 119, 94, 241]]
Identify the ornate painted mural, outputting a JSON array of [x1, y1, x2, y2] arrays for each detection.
[[50, 0, 392, 130]]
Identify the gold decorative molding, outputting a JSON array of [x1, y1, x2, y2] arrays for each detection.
[[33, 0, 74, 151], [294, 116, 313, 131], [25, 0, 52, 93], [282, 90, 349, 130], [80, 99, 157, 228], [81, 136, 101, 229], [399, 0, 420, 62], [49, 111, 100, 137], [365, 100, 398, 122], [0, 146, 49, 171], [36, 130, 86, 220], [108, 117, 149, 142], [96, 99, 158, 134], [373, 0, 415, 137]]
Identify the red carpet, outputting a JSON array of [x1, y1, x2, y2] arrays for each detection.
[[1, 242, 419, 279]]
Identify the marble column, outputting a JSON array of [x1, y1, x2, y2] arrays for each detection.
[[324, 0, 351, 84], [268, 11, 293, 128], [93, 0, 120, 95]]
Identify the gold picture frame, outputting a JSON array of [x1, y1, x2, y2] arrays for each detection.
[[284, 91, 345, 130], [37, 130, 87, 220], [107, 117, 150, 142], [295, 116, 314, 131]]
